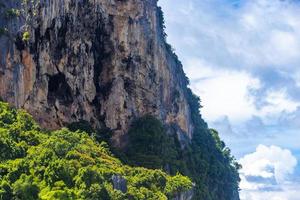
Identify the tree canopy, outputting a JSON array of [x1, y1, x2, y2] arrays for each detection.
[[0, 101, 192, 200]]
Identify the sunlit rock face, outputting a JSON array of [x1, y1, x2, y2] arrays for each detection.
[[0, 0, 194, 146]]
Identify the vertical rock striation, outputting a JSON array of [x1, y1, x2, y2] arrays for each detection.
[[0, 0, 194, 147], [0, 1, 241, 199]]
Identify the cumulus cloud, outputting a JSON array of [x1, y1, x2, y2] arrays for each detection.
[[160, 0, 300, 69], [158, 0, 300, 198], [185, 58, 260, 122], [239, 145, 298, 200], [158, 0, 300, 141], [160, 0, 300, 124], [240, 145, 297, 183], [185, 58, 300, 124]]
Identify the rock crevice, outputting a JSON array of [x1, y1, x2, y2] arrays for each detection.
[[0, 0, 194, 146]]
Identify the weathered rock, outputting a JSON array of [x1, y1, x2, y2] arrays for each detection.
[[172, 189, 194, 200], [0, 0, 195, 147], [111, 175, 127, 193]]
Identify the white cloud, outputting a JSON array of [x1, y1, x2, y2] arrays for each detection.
[[160, 0, 300, 124], [259, 89, 300, 122], [160, 0, 300, 70], [158, 0, 300, 198], [236, 0, 300, 67], [239, 145, 298, 200], [185, 58, 300, 124], [185, 58, 260, 122], [241, 186, 300, 200], [269, 31, 300, 63], [240, 145, 297, 183]]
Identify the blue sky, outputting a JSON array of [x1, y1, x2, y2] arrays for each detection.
[[158, 0, 300, 199]]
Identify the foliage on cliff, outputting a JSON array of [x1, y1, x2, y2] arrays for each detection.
[[0, 102, 192, 200], [186, 89, 241, 200], [121, 90, 241, 200], [156, 7, 241, 200], [0, 2, 240, 200], [67, 95, 241, 200], [0, 0, 39, 39], [124, 115, 185, 174]]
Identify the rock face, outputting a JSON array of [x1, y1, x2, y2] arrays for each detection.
[[0, 1, 242, 200], [0, 0, 194, 146], [172, 190, 194, 200], [112, 175, 127, 193]]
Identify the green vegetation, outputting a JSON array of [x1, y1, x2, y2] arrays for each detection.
[[22, 31, 30, 41], [185, 89, 241, 200], [157, 6, 190, 86], [0, 102, 192, 200], [122, 89, 240, 200], [4, 9, 20, 19], [0, 28, 8, 37], [67, 120, 112, 144], [156, 7, 240, 198], [0, 0, 40, 40], [0, 2, 240, 200], [124, 115, 185, 174]]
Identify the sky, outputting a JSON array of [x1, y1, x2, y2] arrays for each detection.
[[158, 0, 300, 199]]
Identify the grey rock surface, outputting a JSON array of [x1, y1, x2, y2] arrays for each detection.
[[0, 0, 196, 147], [112, 175, 127, 193]]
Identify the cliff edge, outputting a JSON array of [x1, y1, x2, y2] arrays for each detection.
[[0, 1, 240, 199], [0, 0, 193, 147]]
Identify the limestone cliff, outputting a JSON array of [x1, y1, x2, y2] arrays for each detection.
[[0, 1, 241, 199], [0, 0, 194, 147]]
